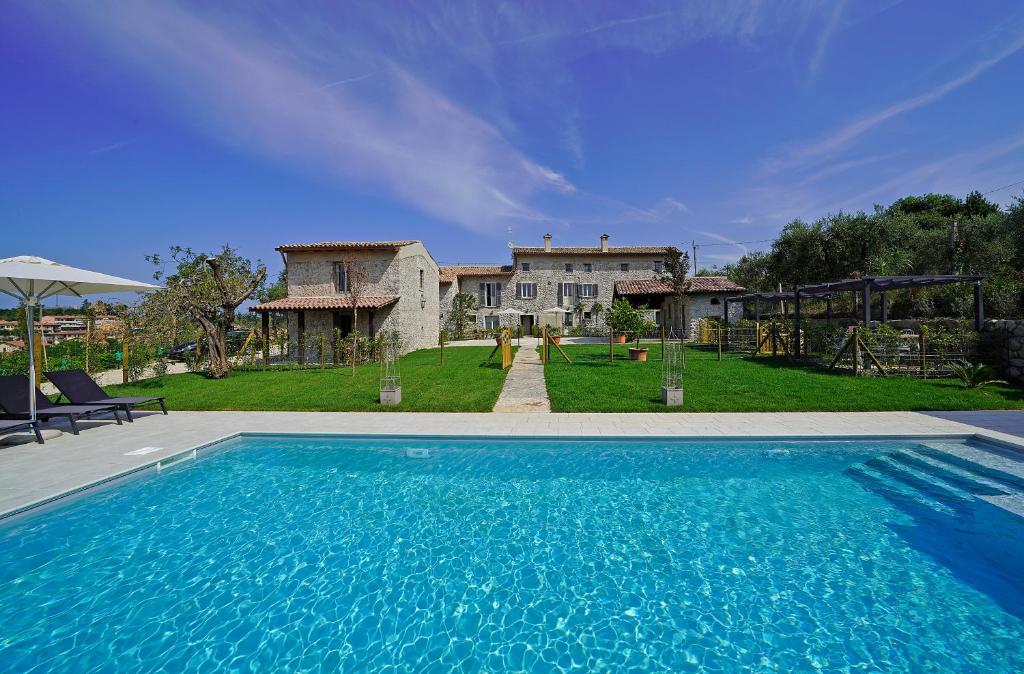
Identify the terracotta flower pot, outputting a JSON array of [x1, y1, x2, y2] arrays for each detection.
[[629, 347, 648, 361], [613, 333, 627, 344], [550, 335, 561, 345]]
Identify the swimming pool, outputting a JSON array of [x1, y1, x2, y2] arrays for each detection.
[[1, 435, 1022, 672]]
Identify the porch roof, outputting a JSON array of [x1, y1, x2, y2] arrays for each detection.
[[249, 296, 399, 312]]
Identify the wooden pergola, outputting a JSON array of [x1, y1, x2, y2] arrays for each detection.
[[791, 275, 986, 356]]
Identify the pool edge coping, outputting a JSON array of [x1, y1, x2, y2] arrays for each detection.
[[2, 429, 1023, 523]]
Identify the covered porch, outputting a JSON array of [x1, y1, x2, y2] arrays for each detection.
[[250, 295, 398, 364]]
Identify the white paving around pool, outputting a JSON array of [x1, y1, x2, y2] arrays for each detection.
[[1, 410, 1022, 519]]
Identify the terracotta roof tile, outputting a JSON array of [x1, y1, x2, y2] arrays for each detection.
[[615, 279, 674, 296], [683, 276, 745, 293], [249, 296, 399, 312], [438, 265, 514, 280], [276, 241, 418, 252], [615, 276, 745, 296]]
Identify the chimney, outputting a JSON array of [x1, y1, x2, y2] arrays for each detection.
[[600, 234, 609, 253], [543, 233, 552, 252]]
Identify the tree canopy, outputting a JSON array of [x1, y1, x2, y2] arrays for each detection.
[[718, 191, 1023, 318]]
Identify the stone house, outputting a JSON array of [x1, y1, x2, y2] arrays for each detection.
[[439, 234, 745, 338], [251, 241, 439, 359]]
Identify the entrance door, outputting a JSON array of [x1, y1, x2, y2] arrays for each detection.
[[520, 314, 535, 335], [333, 311, 354, 337]]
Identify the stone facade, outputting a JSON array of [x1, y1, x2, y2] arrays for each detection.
[[984, 319, 1024, 383], [685, 293, 743, 341], [278, 242, 439, 359], [439, 237, 742, 339]]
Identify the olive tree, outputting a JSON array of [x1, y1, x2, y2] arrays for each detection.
[[147, 246, 266, 379]]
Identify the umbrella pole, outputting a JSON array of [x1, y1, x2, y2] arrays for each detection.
[[26, 300, 37, 423]]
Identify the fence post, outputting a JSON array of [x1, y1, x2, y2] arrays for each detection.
[[919, 327, 927, 379], [85, 321, 92, 373], [852, 326, 860, 376]]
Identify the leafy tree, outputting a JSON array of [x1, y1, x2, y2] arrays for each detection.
[[257, 269, 288, 303], [147, 246, 266, 379], [606, 299, 656, 348], [449, 292, 477, 340]]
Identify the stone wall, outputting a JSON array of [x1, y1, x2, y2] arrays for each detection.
[[684, 294, 742, 341], [283, 242, 438, 357], [458, 252, 666, 329], [984, 319, 1024, 383]]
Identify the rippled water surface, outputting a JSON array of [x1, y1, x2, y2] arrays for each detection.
[[2, 436, 1023, 672]]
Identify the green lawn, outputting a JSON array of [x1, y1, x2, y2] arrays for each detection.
[[105, 346, 512, 412], [544, 343, 1024, 413]]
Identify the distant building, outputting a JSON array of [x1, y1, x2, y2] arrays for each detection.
[[439, 234, 744, 338], [251, 235, 744, 355], [250, 241, 440, 358]]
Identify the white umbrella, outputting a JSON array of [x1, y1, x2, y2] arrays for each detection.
[[497, 308, 523, 315], [0, 256, 160, 422], [541, 307, 571, 313]]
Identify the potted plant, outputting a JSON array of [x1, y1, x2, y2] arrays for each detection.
[[548, 325, 562, 344], [608, 299, 655, 360], [606, 298, 635, 345]]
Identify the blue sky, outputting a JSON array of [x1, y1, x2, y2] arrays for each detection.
[[3, 1, 1024, 308]]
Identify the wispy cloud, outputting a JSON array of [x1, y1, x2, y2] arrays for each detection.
[[767, 33, 1024, 173], [697, 230, 749, 256], [807, 0, 844, 78], [56, 2, 573, 233], [730, 216, 753, 224], [88, 140, 130, 155]]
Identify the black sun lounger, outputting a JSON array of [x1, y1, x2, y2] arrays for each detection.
[[0, 419, 44, 444], [0, 376, 122, 435], [45, 369, 167, 422]]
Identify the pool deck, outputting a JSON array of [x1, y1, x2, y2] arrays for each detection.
[[1, 410, 1023, 520]]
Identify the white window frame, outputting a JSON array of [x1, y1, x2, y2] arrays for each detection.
[[482, 282, 501, 308], [484, 315, 500, 329], [518, 283, 537, 299], [578, 283, 598, 298], [560, 282, 575, 303]]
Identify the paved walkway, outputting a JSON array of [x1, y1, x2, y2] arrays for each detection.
[[493, 338, 550, 413], [1, 410, 1021, 520], [923, 411, 1024, 438]]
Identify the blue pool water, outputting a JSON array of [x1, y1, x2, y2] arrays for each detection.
[[2, 436, 1023, 672]]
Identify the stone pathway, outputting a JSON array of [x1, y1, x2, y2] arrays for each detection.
[[493, 338, 551, 413]]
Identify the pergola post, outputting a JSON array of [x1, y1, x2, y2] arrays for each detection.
[[880, 291, 888, 324], [722, 296, 729, 351], [297, 311, 306, 365], [793, 289, 802, 357], [261, 312, 270, 364], [974, 281, 984, 331], [332, 311, 343, 364], [861, 284, 871, 326]]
